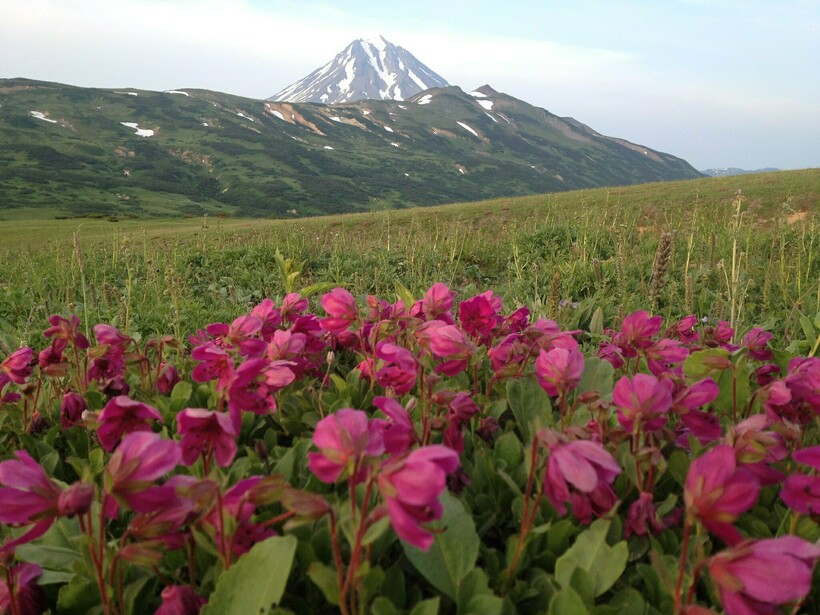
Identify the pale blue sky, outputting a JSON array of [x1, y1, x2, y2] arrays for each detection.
[[1, 0, 818, 170]]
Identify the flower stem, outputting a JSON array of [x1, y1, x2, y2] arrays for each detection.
[[674, 516, 693, 614]]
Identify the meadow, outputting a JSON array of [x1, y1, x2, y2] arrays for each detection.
[[0, 169, 818, 615], [1, 169, 818, 350]]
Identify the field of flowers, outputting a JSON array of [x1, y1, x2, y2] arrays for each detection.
[[0, 281, 818, 614]]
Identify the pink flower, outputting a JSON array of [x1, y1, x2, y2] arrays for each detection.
[[372, 396, 415, 455], [38, 339, 67, 376], [619, 310, 663, 355], [0, 451, 93, 552], [251, 298, 283, 340], [374, 342, 418, 395], [105, 432, 181, 514], [644, 338, 688, 376], [488, 334, 528, 378], [707, 536, 820, 614], [612, 373, 674, 434], [157, 362, 180, 395], [684, 445, 760, 545], [191, 343, 235, 392], [60, 391, 87, 429], [155, 585, 208, 615], [177, 408, 238, 467], [535, 346, 584, 397], [280, 292, 309, 324], [1, 347, 34, 384], [417, 322, 474, 376], [625, 492, 664, 538], [202, 477, 276, 557], [97, 395, 163, 452], [43, 314, 89, 349], [741, 327, 773, 361], [538, 430, 621, 522], [227, 358, 294, 429], [308, 409, 384, 484], [666, 315, 701, 345], [780, 445, 820, 516], [417, 283, 456, 322], [725, 414, 788, 486], [458, 293, 499, 339], [319, 287, 358, 333], [0, 563, 46, 615], [94, 323, 131, 351], [377, 446, 460, 550]]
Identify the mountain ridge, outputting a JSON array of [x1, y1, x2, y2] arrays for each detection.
[[0, 77, 702, 218]]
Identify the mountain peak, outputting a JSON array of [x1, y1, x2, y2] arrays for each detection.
[[268, 36, 449, 104]]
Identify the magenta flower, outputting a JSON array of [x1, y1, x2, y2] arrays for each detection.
[[319, 287, 358, 333], [538, 430, 621, 522], [280, 292, 309, 324], [0, 451, 93, 553], [741, 327, 773, 361], [418, 322, 474, 376], [157, 362, 180, 395], [207, 315, 266, 356], [458, 293, 499, 339], [612, 373, 674, 434], [619, 310, 663, 354], [707, 536, 820, 614], [780, 445, 820, 515], [155, 585, 207, 615], [374, 342, 418, 395], [684, 445, 760, 545], [97, 395, 163, 452], [60, 391, 87, 429], [377, 445, 460, 550], [417, 282, 456, 322], [250, 297, 283, 340], [784, 356, 820, 411], [535, 346, 584, 397], [488, 334, 528, 378], [227, 358, 294, 429], [666, 315, 701, 345], [38, 338, 67, 377], [202, 477, 276, 557], [0, 563, 46, 615], [177, 408, 238, 467], [725, 414, 788, 485], [308, 409, 385, 484], [625, 492, 664, 538], [1, 347, 34, 385], [43, 314, 89, 349], [94, 323, 131, 351], [372, 396, 415, 455], [191, 342, 235, 392], [644, 338, 688, 376], [105, 431, 181, 514]]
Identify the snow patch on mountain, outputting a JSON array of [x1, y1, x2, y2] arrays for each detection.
[[457, 121, 479, 138], [120, 122, 154, 137], [30, 111, 57, 124]]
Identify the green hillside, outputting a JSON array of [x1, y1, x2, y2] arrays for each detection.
[[0, 79, 702, 219]]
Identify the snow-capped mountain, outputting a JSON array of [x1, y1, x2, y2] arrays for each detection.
[[269, 35, 449, 104]]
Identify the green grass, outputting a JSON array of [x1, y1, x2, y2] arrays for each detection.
[[1, 169, 818, 350]]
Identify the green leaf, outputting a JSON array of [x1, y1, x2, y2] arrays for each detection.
[[714, 355, 750, 417], [170, 381, 192, 413], [555, 519, 628, 598], [409, 597, 440, 615], [300, 282, 339, 297], [683, 348, 731, 380], [306, 562, 339, 605], [506, 378, 552, 443], [57, 575, 100, 614], [403, 492, 479, 600], [371, 597, 400, 615], [457, 569, 502, 615], [548, 587, 588, 615], [667, 450, 690, 486], [569, 568, 596, 606], [394, 280, 416, 310], [201, 535, 297, 615], [589, 307, 605, 336], [577, 356, 615, 399]]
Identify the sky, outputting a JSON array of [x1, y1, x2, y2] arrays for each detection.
[[1, 0, 818, 170]]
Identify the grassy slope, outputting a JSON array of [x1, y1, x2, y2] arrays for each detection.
[[1, 79, 702, 218]]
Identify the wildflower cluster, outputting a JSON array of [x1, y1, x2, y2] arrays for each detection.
[[0, 285, 817, 614]]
